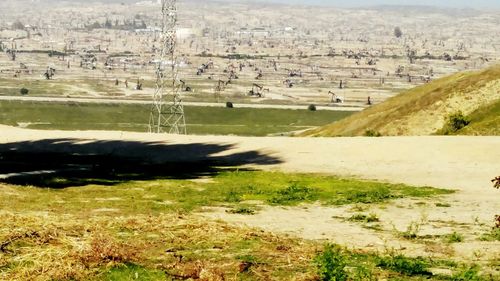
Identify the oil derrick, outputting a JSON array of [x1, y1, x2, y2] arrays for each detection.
[[149, 0, 187, 134], [8, 40, 17, 61]]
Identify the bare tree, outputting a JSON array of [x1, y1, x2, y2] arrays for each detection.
[[12, 20, 25, 30], [394, 27, 403, 38]]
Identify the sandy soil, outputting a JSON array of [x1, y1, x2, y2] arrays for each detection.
[[0, 125, 499, 263]]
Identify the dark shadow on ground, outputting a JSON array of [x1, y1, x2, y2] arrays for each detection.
[[0, 138, 282, 188]]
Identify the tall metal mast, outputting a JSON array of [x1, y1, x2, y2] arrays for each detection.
[[149, 0, 187, 134]]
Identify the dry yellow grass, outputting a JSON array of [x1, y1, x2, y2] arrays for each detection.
[[0, 210, 318, 281]]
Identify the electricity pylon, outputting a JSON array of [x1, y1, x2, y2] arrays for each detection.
[[149, 0, 186, 134]]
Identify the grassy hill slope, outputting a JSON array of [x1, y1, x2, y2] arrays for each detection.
[[302, 65, 500, 137], [456, 98, 500, 135]]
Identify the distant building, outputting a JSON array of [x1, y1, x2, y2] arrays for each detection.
[[236, 27, 270, 37]]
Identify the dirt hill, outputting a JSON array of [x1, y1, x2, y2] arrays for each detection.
[[302, 65, 500, 137]]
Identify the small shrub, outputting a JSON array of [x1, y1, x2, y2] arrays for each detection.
[[226, 206, 255, 215], [394, 27, 403, 38], [20, 88, 29, 95], [445, 232, 464, 243], [308, 104, 317, 111], [400, 221, 422, 240], [376, 254, 430, 276], [451, 266, 483, 281], [349, 213, 380, 223], [226, 102, 234, 108], [436, 202, 451, 207], [349, 214, 368, 222], [443, 111, 471, 134], [364, 130, 382, 137], [314, 244, 348, 281]]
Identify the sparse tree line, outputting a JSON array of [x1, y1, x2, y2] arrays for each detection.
[[85, 17, 147, 31], [11, 20, 25, 30]]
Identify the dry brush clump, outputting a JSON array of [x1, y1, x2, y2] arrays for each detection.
[[0, 212, 141, 281], [492, 176, 500, 189], [0, 211, 319, 280], [77, 234, 142, 267]]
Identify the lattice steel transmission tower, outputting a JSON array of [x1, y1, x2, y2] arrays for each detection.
[[149, 0, 187, 134]]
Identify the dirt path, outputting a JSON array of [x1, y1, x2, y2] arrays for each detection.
[[1, 126, 499, 262]]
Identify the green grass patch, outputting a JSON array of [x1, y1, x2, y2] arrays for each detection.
[[0, 100, 352, 136], [444, 232, 464, 243], [458, 99, 500, 136], [105, 264, 165, 281], [0, 171, 454, 216], [268, 183, 318, 205]]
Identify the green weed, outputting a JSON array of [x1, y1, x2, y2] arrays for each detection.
[[269, 183, 318, 205], [445, 232, 464, 243], [479, 228, 500, 242], [376, 254, 430, 276], [314, 244, 348, 281], [450, 266, 483, 281], [400, 221, 423, 240]]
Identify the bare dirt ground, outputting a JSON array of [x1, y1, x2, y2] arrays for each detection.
[[1, 125, 499, 264]]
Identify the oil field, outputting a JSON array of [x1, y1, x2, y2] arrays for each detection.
[[0, 0, 499, 280]]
